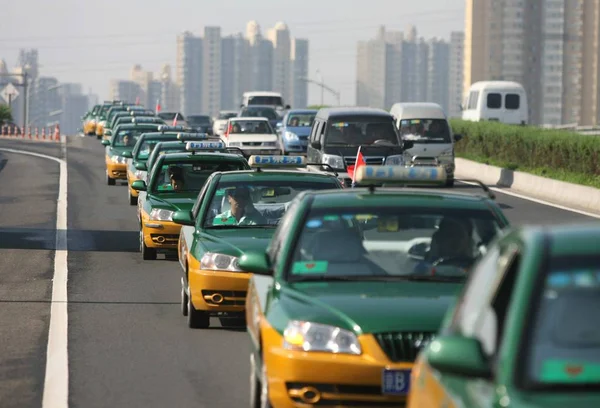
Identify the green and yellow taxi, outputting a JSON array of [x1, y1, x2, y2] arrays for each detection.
[[108, 109, 157, 130], [408, 223, 600, 408], [101, 121, 163, 185], [99, 103, 131, 139], [170, 156, 343, 329], [124, 130, 208, 205], [83, 104, 101, 135], [238, 165, 510, 408], [131, 142, 251, 260]]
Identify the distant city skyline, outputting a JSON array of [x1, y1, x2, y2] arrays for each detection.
[[0, 0, 465, 106]]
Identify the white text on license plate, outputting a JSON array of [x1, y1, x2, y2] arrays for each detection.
[[382, 369, 411, 395]]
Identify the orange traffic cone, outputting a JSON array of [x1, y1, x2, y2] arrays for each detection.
[[41, 127, 46, 139], [54, 124, 60, 141], [35, 128, 39, 139]]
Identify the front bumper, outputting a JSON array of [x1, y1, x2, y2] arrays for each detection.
[[142, 219, 181, 249], [262, 323, 410, 407], [189, 263, 251, 314], [127, 171, 140, 197], [239, 148, 281, 157], [106, 161, 127, 180], [96, 124, 105, 136], [282, 141, 308, 154]]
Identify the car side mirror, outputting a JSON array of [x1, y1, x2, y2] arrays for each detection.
[[311, 141, 321, 150], [408, 242, 429, 260], [238, 251, 273, 275], [131, 180, 147, 192], [402, 140, 414, 150], [122, 151, 133, 158], [135, 162, 147, 171], [172, 210, 195, 226], [285, 105, 291, 110], [425, 335, 492, 379], [454, 134, 463, 142], [101, 140, 110, 146]]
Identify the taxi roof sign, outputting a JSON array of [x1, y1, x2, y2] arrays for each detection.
[[158, 125, 189, 132], [185, 141, 225, 151], [354, 165, 447, 185], [248, 155, 307, 168], [177, 132, 207, 140]]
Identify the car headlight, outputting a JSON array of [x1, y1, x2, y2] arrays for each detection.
[[111, 155, 127, 164], [283, 320, 361, 355], [200, 252, 242, 271], [322, 154, 345, 170], [284, 131, 299, 141], [134, 170, 145, 179], [149, 208, 174, 221], [385, 155, 406, 166], [229, 142, 241, 147]]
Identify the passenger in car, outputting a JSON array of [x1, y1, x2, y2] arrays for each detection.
[[213, 187, 267, 226]]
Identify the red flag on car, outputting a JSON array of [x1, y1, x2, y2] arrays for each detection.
[[346, 146, 366, 183], [155, 100, 161, 113], [172, 113, 178, 126], [135, 96, 140, 105]]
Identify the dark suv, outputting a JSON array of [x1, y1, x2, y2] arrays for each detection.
[[306, 107, 414, 186]]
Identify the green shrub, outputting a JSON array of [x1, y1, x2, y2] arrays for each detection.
[[450, 119, 600, 179]]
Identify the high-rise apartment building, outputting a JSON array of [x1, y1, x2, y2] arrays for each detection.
[[448, 32, 465, 118], [268, 22, 292, 101], [356, 26, 461, 112], [176, 32, 203, 116], [291, 39, 309, 108], [464, 0, 600, 126], [202, 27, 222, 117], [159, 64, 180, 112], [109, 79, 142, 104]]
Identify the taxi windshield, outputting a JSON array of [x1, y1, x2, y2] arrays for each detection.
[[287, 207, 502, 282], [151, 161, 247, 194], [229, 120, 275, 135], [203, 180, 339, 228], [240, 107, 280, 120], [325, 117, 399, 147], [135, 141, 160, 160], [399, 119, 451, 143], [148, 146, 186, 169], [522, 255, 600, 389], [286, 113, 315, 127], [114, 130, 142, 147]]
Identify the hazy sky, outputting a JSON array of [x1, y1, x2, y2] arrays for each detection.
[[1, 0, 464, 106]]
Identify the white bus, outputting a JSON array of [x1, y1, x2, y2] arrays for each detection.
[[462, 81, 528, 125], [241, 91, 290, 110]]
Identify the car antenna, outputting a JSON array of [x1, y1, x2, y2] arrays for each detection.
[[455, 179, 495, 200]]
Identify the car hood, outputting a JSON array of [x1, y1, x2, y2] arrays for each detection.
[[228, 134, 278, 143], [147, 193, 197, 211], [199, 228, 275, 257], [276, 280, 461, 335], [285, 126, 311, 137]]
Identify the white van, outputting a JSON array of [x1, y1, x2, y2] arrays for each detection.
[[241, 91, 290, 110], [461, 81, 528, 125], [390, 102, 461, 186]]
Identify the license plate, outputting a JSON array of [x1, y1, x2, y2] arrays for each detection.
[[381, 369, 411, 395]]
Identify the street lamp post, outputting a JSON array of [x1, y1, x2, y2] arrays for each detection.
[[299, 76, 341, 107]]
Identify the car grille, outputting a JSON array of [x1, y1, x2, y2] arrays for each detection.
[[242, 142, 263, 146], [410, 156, 439, 167], [344, 156, 385, 166], [374, 332, 435, 362]]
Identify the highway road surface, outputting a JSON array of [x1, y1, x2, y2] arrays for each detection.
[[0, 136, 597, 408]]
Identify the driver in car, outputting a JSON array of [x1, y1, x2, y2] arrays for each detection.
[[414, 218, 475, 274], [213, 187, 267, 226]]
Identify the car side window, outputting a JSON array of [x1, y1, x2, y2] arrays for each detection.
[[318, 120, 327, 145], [192, 176, 212, 220], [267, 197, 300, 269], [309, 120, 320, 143]]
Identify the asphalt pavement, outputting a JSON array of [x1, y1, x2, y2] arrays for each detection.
[[0, 135, 596, 407]]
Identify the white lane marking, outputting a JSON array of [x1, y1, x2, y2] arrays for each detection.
[[459, 181, 600, 219], [0, 140, 69, 408]]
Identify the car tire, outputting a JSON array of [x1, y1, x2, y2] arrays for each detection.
[[220, 317, 246, 328], [445, 178, 455, 187], [140, 230, 157, 260], [107, 173, 116, 186], [97, 135, 101, 140], [128, 189, 137, 206], [187, 293, 210, 329], [181, 284, 189, 317]]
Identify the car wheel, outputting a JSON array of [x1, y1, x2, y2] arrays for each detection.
[[140, 229, 157, 260], [128, 189, 137, 205], [181, 283, 188, 317], [106, 173, 116, 186], [187, 291, 210, 329], [97, 135, 101, 140], [445, 178, 455, 187]]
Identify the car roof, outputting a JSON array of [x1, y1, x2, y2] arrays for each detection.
[[115, 123, 162, 130], [287, 109, 318, 114], [242, 105, 276, 109], [216, 170, 339, 182], [316, 107, 393, 120], [536, 224, 600, 257], [304, 188, 496, 210]]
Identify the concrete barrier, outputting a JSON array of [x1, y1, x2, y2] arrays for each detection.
[[455, 158, 600, 215]]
